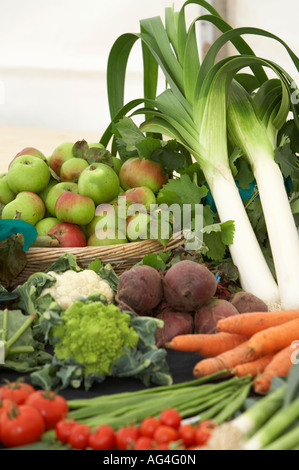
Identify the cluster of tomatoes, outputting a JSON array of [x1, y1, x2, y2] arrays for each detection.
[[55, 407, 216, 451], [0, 380, 68, 448]]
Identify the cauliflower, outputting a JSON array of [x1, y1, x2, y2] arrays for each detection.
[[41, 269, 114, 309], [52, 300, 139, 377]]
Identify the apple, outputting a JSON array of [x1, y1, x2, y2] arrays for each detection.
[[0, 173, 16, 204], [78, 163, 120, 205], [111, 156, 122, 176], [119, 157, 168, 193], [48, 222, 87, 247], [48, 142, 75, 177], [85, 203, 118, 237], [38, 178, 58, 204], [7, 155, 51, 194], [87, 228, 128, 246], [45, 182, 78, 216], [126, 213, 151, 242], [35, 217, 61, 236], [55, 192, 95, 226], [122, 186, 156, 212], [60, 157, 89, 182], [9, 147, 47, 168], [89, 142, 105, 149], [2, 191, 45, 225]]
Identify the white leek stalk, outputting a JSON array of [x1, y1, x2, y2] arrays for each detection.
[[227, 80, 299, 309]]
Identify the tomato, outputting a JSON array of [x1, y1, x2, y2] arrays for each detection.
[[133, 436, 154, 450], [0, 399, 14, 442], [155, 443, 170, 450], [139, 416, 160, 438], [195, 426, 212, 446], [198, 419, 216, 430], [55, 418, 78, 444], [88, 425, 116, 450], [0, 404, 45, 448], [178, 423, 197, 447], [153, 425, 179, 445], [0, 381, 35, 405], [25, 390, 68, 430], [68, 423, 92, 450], [159, 408, 182, 429], [115, 425, 140, 450]]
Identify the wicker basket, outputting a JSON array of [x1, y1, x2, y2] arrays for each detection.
[[12, 235, 185, 286]]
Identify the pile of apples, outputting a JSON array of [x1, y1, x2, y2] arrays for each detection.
[[0, 141, 169, 247]]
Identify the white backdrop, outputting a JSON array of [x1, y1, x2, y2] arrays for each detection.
[[0, 0, 298, 135]]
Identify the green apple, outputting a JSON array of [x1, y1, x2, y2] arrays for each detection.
[[78, 163, 120, 205], [45, 182, 78, 216], [7, 155, 51, 194], [55, 192, 95, 226], [0, 173, 16, 204], [35, 217, 61, 236], [89, 142, 105, 149], [60, 157, 89, 182], [48, 142, 75, 177], [85, 203, 118, 237], [2, 191, 45, 225], [119, 157, 168, 193], [38, 178, 58, 204], [111, 156, 122, 176], [87, 228, 128, 246], [126, 212, 151, 242], [9, 147, 47, 168]]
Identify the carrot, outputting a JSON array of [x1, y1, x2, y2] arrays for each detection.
[[217, 309, 299, 336], [165, 332, 248, 356], [244, 317, 299, 361], [254, 344, 296, 395], [231, 354, 274, 378], [193, 340, 252, 378]]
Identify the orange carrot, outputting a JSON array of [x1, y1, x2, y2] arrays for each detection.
[[193, 340, 251, 378], [217, 309, 299, 336], [165, 332, 248, 356], [254, 344, 296, 395], [244, 317, 299, 361], [231, 354, 274, 378]]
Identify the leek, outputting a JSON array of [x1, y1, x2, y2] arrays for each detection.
[[263, 425, 299, 451], [227, 80, 299, 309]]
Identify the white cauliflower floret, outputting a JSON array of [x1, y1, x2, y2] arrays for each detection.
[[42, 269, 114, 309]]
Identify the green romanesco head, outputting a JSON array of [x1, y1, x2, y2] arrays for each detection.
[[52, 300, 139, 377]]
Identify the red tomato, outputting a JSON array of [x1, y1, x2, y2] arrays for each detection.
[[0, 404, 45, 448], [159, 408, 182, 429], [68, 423, 92, 450], [133, 436, 154, 450], [198, 419, 216, 430], [55, 418, 78, 444], [139, 416, 160, 438], [0, 399, 14, 442], [25, 390, 68, 430], [115, 425, 140, 450], [195, 426, 212, 446], [153, 425, 179, 445], [88, 425, 116, 450], [0, 381, 35, 405], [178, 423, 197, 447], [155, 443, 170, 450]]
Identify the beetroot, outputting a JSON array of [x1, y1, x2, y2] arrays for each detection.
[[230, 291, 268, 313], [116, 265, 163, 313], [155, 309, 194, 348], [162, 260, 218, 312], [194, 298, 239, 334]]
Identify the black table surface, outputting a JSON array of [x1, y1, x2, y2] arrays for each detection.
[[0, 350, 202, 401]]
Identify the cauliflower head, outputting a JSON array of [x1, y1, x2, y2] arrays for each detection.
[[52, 300, 139, 377], [42, 269, 114, 309]]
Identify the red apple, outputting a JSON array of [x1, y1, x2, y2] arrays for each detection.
[[48, 142, 75, 177], [119, 158, 168, 193], [60, 157, 89, 182], [48, 222, 87, 247], [55, 192, 95, 226], [122, 186, 156, 212]]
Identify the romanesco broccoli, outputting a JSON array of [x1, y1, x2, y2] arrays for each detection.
[[52, 300, 139, 377]]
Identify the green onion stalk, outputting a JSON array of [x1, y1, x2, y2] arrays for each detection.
[[101, 0, 299, 309]]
